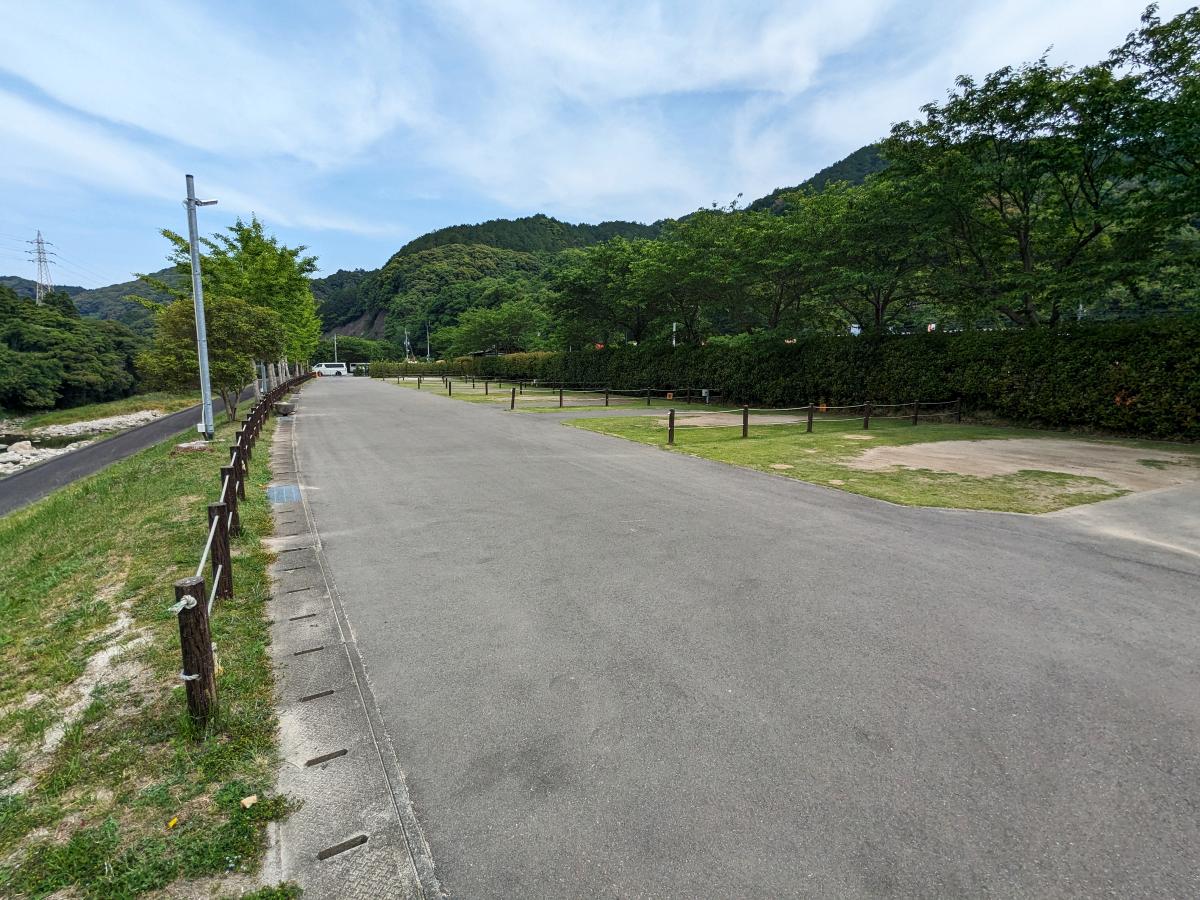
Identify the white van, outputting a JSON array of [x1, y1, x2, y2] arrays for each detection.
[[313, 362, 349, 376]]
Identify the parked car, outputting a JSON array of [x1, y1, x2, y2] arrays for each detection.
[[312, 362, 349, 376]]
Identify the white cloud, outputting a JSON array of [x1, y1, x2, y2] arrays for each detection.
[[0, 0, 433, 168]]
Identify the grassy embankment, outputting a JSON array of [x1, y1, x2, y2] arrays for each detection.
[[379, 375, 739, 412], [0, 414, 293, 898], [564, 415, 1197, 513], [4, 393, 197, 430]]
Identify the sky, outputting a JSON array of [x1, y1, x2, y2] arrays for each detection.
[[0, 0, 1186, 288]]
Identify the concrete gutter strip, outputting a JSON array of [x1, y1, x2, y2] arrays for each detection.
[[262, 410, 442, 898]]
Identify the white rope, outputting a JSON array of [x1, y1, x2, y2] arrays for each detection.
[[219, 474, 230, 503], [195, 516, 220, 578], [179, 671, 200, 682], [207, 569, 221, 615], [169, 594, 197, 615]]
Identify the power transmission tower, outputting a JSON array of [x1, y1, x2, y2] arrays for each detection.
[[26, 231, 55, 304]]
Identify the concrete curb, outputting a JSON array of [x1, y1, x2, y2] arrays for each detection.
[[262, 408, 442, 898]]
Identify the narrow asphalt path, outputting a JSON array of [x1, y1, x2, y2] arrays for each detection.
[[0, 389, 253, 518], [295, 377, 1200, 898]]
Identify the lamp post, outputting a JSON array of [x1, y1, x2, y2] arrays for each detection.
[[184, 175, 218, 440]]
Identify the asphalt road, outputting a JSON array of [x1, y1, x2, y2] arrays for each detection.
[[294, 377, 1200, 898], [0, 389, 253, 518]]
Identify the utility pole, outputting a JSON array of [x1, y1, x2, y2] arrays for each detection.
[[333, 334, 338, 363], [26, 231, 55, 304], [425, 321, 431, 362], [404, 327, 414, 362], [184, 174, 218, 440], [672, 321, 678, 347]]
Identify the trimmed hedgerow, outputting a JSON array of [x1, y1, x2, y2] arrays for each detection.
[[380, 317, 1200, 440]]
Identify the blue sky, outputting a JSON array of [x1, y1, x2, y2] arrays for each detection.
[[0, 0, 1185, 288]]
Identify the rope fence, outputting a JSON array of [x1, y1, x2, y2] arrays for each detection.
[[169, 370, 314, 727]]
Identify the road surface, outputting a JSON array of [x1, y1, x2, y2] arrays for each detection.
[[294, 377, 1200, 898], [0, 388, 255, 518]]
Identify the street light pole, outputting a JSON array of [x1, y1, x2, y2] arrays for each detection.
[[184, 174, 218, 440]]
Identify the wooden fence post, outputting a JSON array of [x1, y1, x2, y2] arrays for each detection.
[[448, 380, 452, 396], [863, 403, 872, 430], [955, 398, 962, 423], [912, 400, 920, 426], [742, 405, 749, 439], [220, 466, 241, 535], [806, 404, 815, 433], [208, 503, 233, 600], [646, 388, 651, 406], [485, 380, 489, 396], [668, 408, 676, 445], [604, 389, 609, 407], [510, 387, 516, 410], [174, 576, 216, 726], [559, 387, 564, 408]]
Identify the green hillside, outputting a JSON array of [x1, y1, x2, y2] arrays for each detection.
[[72, 267, 179, 335], [0, 275, 85, 298], [747, 144, 888, 212], [397, 213, 658, 256]]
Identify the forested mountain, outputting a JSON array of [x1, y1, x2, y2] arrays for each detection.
[[72, 267, 179, 335], [746, 143, 887, 212], [0, 275, 85, 298], [397, 214, 659, 256], [0, 269, 177, 335]]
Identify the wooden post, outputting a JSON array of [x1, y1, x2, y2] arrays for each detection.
[[448, 380, 452, 396], [646, 388, 651, 406], [806, 404, 815, 433], [232, 448, 246, 499], [559, 387, 564, 408], [175, 576, 216, 726], [912, 400, 919, 426], [955, 398, 962, 423], [485, 380, 489, 396], [668, 408, 675, 445], [220, 466, 241, 535], [417, 375, 422, 390], [208, 503, 233, 600], [863, 403, 872, 430], [604, 389, 609, 407], [510, 387, 516, 410], [742, 405, 749, 439]]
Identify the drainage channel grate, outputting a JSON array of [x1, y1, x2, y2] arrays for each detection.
[[317, 834, 367, 860]]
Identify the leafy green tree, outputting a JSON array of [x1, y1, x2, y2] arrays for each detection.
[[138, 296, 283, 421], [433, 299, 550, 357], [884, 53, 1167, 326], [552, 239, 665, 344], [141, 217, 320, 361], [0, 286, 140, 410]]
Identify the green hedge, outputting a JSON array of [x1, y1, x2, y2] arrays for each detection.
[[380, 318, 1200, 440]]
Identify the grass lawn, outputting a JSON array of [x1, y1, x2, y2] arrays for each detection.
[[565, 416, 1153, 513], [377, 376, 738, 413], [0, 414, 291, 897], [7, 393, 198, 430]]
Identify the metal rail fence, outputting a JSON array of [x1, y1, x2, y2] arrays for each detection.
[[170, 373, 313, 726]]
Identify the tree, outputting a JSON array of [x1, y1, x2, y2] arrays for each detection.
[[141, 216, 320, 362], [433, 299, 550, 357], [884, 51, 1173, 326], [0, 285, 139, 410], [801, 180, 936, 331], [138, 296, 283, 421], [551, 239, 664, 344]]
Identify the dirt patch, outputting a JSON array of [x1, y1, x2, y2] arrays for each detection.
[[847, 439, 1200, 492], [770, 463, 794, 470], [656, 413, 801, 427], [840, 434, 875, 441]]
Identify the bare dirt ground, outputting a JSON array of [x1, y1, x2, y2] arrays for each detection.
[[847, 438, 1200, 492]]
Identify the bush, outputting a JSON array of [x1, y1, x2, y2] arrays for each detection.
[[446, 317, 1199, 440]]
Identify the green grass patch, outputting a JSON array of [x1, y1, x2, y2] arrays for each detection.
[[6, 393, 197, 430], [0, 413, 289, 897], [566, 416, 1143, 513]]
